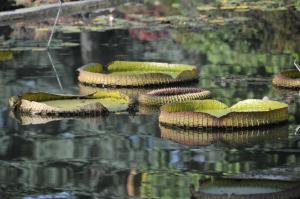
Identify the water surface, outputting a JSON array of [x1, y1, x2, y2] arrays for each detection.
[[1, 2, 300, 198]]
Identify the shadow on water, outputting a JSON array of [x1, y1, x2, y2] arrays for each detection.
[[1, 1, 300, 198]]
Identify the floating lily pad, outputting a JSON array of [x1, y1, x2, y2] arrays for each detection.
[[0, 40, 79, 51], [160, 124, 288, 147], [0, 51, 13, 61], [139, 87, 211, 106], [192, 178, 300, 199], [138, 104, 160, 115], [32, 16, 146, 34], [9, 91, 130, 116], [272, 69, 300, 89], [77, 62, 198, 87], [159, 99, 288, 128], [79, 83, 151, 102]]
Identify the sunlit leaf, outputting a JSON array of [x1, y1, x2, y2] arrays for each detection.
[[159, 99, 288, 128], [78, 61, 198, 87], [9, 91, 130, 116]]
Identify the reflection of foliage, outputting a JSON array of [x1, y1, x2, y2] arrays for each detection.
[[172, 10, 300, 71], [168, 10, 300, 104], [173, 30, 292, 73], [152, 0, 300, 13], [139, 171, 207, 199], [34, 16, 146, 34], [194, 177, 299, 198], [160, 124, 289, 147]]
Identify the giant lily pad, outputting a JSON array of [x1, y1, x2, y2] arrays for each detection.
[[160, 124, 288, 147], [9, 91, 130, 116], [139, 87, 211, 106], [159, 99, 288, 128], [77, 61, 198, 87], [79, 83, 151, 103], [192, 178, 300, 199], [272, 69, 300, 89]]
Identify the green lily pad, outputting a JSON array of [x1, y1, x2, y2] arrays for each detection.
[[159, 99, 288, 128], [77, 61, 198, 87], [0, 51, 13, 61], [42, 98, 127, 112], [273, 69, 300, 88], [139, 87, 211, 106], [9, 91, 130, 116]]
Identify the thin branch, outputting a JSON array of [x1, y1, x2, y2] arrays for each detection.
[[47, 0, 62, 48], [47, 51, 64, 92], [295, 125, 300, 135], [294, 60, 300, 72]]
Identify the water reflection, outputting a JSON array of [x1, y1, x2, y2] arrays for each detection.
[[160, 124, 289, 147], [1, 4, 300, 198]]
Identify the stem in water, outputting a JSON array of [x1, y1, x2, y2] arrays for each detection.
[[47, 51, 64, 92], [47, 0, 62, 48], [294, 60, 300, 72]]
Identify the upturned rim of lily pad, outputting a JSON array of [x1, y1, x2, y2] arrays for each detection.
[[192, 178, 300, 199], [160, 124, 288, 147], [9, 90, 130, 116], [138, 87, 211, 106], [159, 99, 288, 128], [272, 69, 300, 89], [77, 61, 198, 87]]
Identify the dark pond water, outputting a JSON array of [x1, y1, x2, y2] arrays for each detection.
[[1, 3, 300, 198]]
